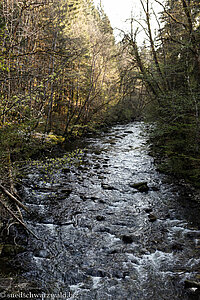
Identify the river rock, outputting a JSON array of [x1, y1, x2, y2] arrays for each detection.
[[150, 186, 160, 191], [140, 248, 148, 254], [109, 141, 116, 145], [86, 268, 107, 278], [113, 270, 128, 279], [171, 243, 183, 252], [130, 182, 149, 192], [98, 199, 107, 204], [97, 227, 110, 233], [34, 249, 51, 259], [101, 183, 115, 190], [148, 214, 157, 222], [121, 235, 134, 244], [91, 196, 99, 201], [60, 188, 72, 196], [94, 150, 101, 155], [186, 231, 200, 238], [62, 167, 71, 174], [93, 164, 101, 169], [107, 247, 122, 255], [124, 130, 133, 134], [96, 215, 105, 221]]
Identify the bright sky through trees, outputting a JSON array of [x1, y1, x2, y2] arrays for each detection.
[[94, 0, 134, 32], [93, 0, 161, 43]]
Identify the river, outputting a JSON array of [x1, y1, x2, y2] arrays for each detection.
[[14, 122, 200, 299]]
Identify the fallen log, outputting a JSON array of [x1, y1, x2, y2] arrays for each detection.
[[6, 151, 25, 222], [16, 204, 24, 221], [0, 198, 40, 240], [0, 183, 29, 213]]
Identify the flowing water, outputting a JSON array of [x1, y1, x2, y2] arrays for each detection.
[[16, 123, 200, 299]]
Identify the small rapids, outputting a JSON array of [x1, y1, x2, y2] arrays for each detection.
[[16, 123, 200, 299]]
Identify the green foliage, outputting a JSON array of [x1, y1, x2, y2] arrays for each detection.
[[25, 149, 84, 185], [104, 99, 136, 125], [133, 0, 200, 187], [0, 0, 123, 181], [150, 120, 200, 187]]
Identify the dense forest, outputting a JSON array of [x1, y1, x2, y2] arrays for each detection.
[[0, 0, 199, 188], [131, 0, 200, 186], [0, 0, 120, 146]]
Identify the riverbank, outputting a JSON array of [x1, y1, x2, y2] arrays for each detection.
[[148, 121, 200, 190]]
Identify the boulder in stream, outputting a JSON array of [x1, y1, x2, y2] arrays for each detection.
[[60, 188, 72, 197], [96, 215, 105, 221], [148, 214, 157, 222], [62, 167, 71, 174], [171, 243, 183, 252], [101, 183, 116, 190], [130, 182, 149, 192], [121, 235, 134, 244]]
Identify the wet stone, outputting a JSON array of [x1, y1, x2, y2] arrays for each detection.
[[129, 182, 149, 192], [140, 248, 148, 254], [124, 130, 133, 134], [109, 142, 116, 145], [62, 167, 71, 174], [91, 196, 99, 201], [93, 164, 101, 169], [80, 195, 88, 201], [112, 270, 129, 279], [97, 227, 110, 233], [107, 248, 122, 255], [186, 231, 200, 238], [101, 183, 115, 190], [150, 186, 160, 191], [86, 268, 107, 278], [171, 243, 183, 252], [96, 216, 105, 221], [98, 199, 107, 204], [165, 213, 171, 218], [60, 188, 73, 196], [34, 249, 51, 259], [121, 235, 134, 244], [148, 214, 157, 222], [94, 150, 101, 155]]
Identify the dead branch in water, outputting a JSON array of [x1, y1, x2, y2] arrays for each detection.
[[0, 197, 40, 240], [0, 183, 29, 212]]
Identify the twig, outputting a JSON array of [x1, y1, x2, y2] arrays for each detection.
[[0, 183, 29, 212], [0, 198, 40, 240]]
